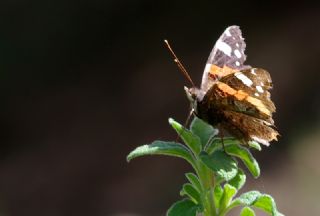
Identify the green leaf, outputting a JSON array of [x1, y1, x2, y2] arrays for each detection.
[[253, 194, 283, 216], [180, 183, 201, 204], [240, 207, 255, 216], [213, 185, 223, 210], [225, 144, 260, 178], [248, 141, 262, 151], [229, 191, 284, 216], [200, 151, 238, 181], [127, 141, 196, 169], [231, 191, 262, 207], [167, 199, 200, 216], [219, 184, 237, 211], [206, 137, 241, 154], [190, 117, 218, 148], [228, 169, 246, 190], [185, 173, 202, 194], [219, 191, 261, 216], [169, 118, 202, 155]]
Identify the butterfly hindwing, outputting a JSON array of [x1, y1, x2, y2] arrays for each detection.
[[200, 68, 275, 124], [222, 110, 278, 146]]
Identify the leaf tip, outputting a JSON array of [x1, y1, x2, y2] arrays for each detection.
[[248, 141, 262, 151], [126, 154, 132, 162], [168, 117, 175, 125]]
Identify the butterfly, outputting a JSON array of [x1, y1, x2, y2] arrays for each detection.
[[165, 25, 278, 146]]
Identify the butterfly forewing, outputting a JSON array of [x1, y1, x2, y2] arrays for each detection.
[[201, 26, 250, 92], [207, 26, 247, 69]]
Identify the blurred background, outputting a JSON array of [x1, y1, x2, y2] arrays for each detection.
[[0, 1, 319, 215]]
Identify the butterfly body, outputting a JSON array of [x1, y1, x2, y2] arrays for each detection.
[[184, 26, 278, 146]]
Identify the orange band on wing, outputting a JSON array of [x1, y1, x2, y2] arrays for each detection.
[[216, 82, 237, 95], [234, 90, 248, 100], [221, 65, 238, 76], [216, 82, 271, 116], [205, 64, 238, 79], [246, 96, 271, 116]]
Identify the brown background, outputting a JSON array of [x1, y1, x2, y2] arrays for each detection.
[[0, 1, 319, 216]]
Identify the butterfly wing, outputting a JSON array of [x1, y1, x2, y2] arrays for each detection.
[[222, 110, 278, 146], [201, 79, 274, 123], [201, 26, 250, 92], [224, 68, 273, 100], [207, 26, 247, 69], [219, 68, 276, 121], [199, 80, 278, 145], [196, 26, 278, 145], [200, 68, 278, 144]]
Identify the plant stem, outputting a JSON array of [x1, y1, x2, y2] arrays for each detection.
[[196, 161, 216, 216]]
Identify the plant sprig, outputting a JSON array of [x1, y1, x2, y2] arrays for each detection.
[[127, 117, 283, 216]]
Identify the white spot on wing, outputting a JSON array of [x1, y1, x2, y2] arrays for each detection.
[[234, 72, 253, 87], [251, 136, 270, 146], [263, 120, 272, 126], [216, 40, 232, 57], [251, 69, 257, 75], [234, 49, 242, 58], [235, 61, 240, 66], [256, 86, 264, 93], [254, 93, 259, 97], [225, 29, 231, 36], [236, 43, 239, 47]]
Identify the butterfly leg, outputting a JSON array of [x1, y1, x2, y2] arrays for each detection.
[[175, 108, 195, 142]]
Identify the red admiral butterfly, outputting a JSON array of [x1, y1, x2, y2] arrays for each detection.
[[165, 26, 278, 146]]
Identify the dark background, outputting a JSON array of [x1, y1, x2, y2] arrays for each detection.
[[0, 1, 319, 215]]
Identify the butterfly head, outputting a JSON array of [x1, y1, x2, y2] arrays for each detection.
[[184, 86, 205, 111]]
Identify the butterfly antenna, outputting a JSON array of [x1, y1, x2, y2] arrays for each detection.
[[164, 40, 195, 87]]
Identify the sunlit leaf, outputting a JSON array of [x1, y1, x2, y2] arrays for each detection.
[[253, 194, 284, 216], [180, 183, 201, 204], [169, 118, 202, 155], [229, 191, 284, 216], [228, 169, 246, 190], [206, 137, 241, 154], [127, 141, 196, 169], [200, 151, 238, 181], [190, 117, 218, 148], [213, 185, 223, 210], [225, 144, 260, 178], [185, 173, 202, 194], [231, 191, 261, 207], [219, 184, 237, 211], [240, 207, 255, 216], [248, 141, 262, 151], [167, 199, 200, 216]]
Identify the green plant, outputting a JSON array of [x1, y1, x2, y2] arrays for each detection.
[[127, 117, 283, 216]]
